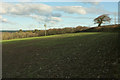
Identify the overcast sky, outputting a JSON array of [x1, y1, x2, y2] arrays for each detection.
[[0, 0, 119, 30]]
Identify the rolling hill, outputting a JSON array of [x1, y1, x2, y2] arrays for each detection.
[[2, 32, 120, 78], [81, 24, 120, 32]]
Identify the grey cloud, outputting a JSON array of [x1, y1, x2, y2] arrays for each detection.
[[51, 13, 62, 17], [0, 3, 53, 15], [55, 6, 86, 15], [85, 7, 112, 15]]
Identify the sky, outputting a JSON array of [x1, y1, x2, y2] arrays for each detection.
[[0, 0, 119, 30]]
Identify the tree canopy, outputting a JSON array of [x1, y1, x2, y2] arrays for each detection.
[[94, 14, 111, 27]]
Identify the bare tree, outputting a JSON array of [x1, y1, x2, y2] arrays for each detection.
[[94, 14, 111, 27]]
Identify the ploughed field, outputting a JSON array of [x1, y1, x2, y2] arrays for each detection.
[[2, 32, 120, 78]]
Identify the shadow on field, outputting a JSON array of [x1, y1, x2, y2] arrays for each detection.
[[2, 32, 120, 78]]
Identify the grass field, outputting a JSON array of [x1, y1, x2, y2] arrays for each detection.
[[2, 32, 120, 78]]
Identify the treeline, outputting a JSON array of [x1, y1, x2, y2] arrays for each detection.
[[2, 26, 88, 40], [2, 24, 120, 40]]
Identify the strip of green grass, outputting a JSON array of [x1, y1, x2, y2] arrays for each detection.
[[2, 32, 99, 43]]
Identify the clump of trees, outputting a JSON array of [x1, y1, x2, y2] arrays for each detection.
[[2, 32, 38, 40], [18, 29, 23, 33]]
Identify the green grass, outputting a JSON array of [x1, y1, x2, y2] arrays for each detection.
[[2, 32, 120, 78], [2, 32, 97, 43]]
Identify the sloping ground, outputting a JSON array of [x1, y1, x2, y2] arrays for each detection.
[[2, 32, 120, 78], [82, 24, 120, 32]]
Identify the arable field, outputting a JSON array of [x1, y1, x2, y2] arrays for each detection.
[[2, 32, 120, 78]]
